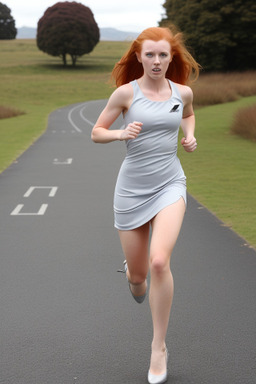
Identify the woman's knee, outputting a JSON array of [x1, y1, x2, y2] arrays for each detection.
[[149, 252, 170, 276], [128, 270, 147, 285]]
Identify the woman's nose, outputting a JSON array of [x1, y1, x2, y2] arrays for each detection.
[[154, 55, 160, 63]]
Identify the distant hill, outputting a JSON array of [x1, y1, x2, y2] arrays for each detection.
[[17, 26, 139, 41], [17, 27, 36, 39], [100, 28, 138, 41]]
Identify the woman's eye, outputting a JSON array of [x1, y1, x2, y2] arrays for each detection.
[[146, 53, 153, 57], [160, 53, 167, 57]]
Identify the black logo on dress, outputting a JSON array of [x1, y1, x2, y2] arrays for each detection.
[[169, 104, 180, 112]]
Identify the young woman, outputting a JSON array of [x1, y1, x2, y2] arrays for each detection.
[[91, 26, 200, 384]]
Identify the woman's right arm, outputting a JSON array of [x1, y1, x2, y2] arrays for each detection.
[[91, 85, 142, 143]]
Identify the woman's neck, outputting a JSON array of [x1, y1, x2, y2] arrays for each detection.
[[137, 76, 172, 101]]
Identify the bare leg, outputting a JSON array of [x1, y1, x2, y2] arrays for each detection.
[[118, 222, 150, 297], [149, 198, 185, 375]]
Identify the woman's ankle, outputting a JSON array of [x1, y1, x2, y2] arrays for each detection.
[[149, 343, 168, 375], [151, 341, 166, 352]]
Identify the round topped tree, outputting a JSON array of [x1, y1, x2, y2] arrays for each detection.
[[37, 1, 100, 66]]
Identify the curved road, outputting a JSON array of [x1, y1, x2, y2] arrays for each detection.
[[0, 101, 255, 384]]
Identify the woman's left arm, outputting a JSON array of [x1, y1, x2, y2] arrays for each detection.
[[180, 85, 197, 153]]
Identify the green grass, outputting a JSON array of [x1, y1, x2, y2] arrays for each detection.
[[0, 39, 130, 171], [0, 39, 256, 248], [178, 96, 256, 248]]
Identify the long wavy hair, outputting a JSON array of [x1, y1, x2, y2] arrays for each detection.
[[111, 26, 200, 87]]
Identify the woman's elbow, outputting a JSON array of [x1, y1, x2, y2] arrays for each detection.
[[91, 131, 95, 142], [91, 128, 99, 143]]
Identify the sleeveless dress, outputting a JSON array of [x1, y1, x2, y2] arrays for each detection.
[[113, 79, 186, 230]]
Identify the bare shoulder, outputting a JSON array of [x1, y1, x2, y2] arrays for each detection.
[[174, 83, 193, 106], [108, 83, 134, 111]]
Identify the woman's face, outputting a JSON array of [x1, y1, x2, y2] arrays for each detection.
[[137, 39, 172, 79]]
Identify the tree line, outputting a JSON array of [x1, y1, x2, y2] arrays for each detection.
[[0, 0, 255, 70], [160, 0, 256, 71]]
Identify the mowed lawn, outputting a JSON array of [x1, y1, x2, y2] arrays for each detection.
[[179, 97, 256, 248], [0, 39, 256, 248]]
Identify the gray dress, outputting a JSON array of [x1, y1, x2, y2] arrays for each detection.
[[114, 79, 186, 230]]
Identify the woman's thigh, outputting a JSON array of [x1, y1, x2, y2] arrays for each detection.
[[150, 198, 186, 264], [118, 222, 150, 277]]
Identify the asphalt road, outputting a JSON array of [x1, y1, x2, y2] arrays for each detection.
[[0, 100, 255, 384]]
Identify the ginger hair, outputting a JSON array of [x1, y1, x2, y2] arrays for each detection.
[[111, 26, 200, 87]]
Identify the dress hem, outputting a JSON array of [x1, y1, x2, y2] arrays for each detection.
[[114, 194, 187, 231]]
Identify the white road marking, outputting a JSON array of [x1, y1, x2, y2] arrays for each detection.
[[53, 158, 73, 164], [24, 186, 58, 198], [68, 103, 96, 133], [80, 105, 95, 127], [67, 104, 83, 133], [10, 204, 48, 216]]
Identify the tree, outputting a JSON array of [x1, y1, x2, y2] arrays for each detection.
[[37, 1, 100, 66], [160, 0, 256, 71], [0, 2, 17, 39]]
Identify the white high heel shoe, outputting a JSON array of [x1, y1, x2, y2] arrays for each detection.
[[148, 348, 169, 384]]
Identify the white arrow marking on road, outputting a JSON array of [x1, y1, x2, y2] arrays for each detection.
[[10, 204, 48, 216]]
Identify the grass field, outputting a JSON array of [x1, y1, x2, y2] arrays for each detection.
[[179, 97, 256, 248], [0, 39, 256, 248]]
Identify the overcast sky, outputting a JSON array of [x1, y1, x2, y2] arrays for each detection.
[[7, 0, 165, 33]]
